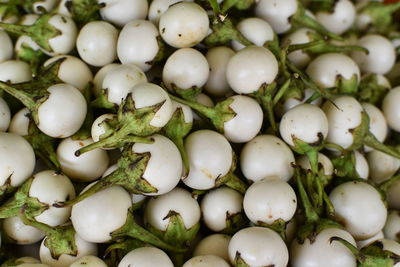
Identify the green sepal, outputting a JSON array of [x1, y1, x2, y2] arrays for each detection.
[[358, 74, 390, 105], [233, 252, 251, 267], [292, 135, 325, 174], [163, 106, 193, 176], [170, 84, 202, 102], [168, 93, 236, 134], [61, 0, 103, 27], [90, 88, 118, 111], [307, 0, 336, 13], [330, 237, 400, 267], [54, 150, 157, 207], [257, 218, 287, 241], [111, 208, 185, 253], [358, 2, 400, 34], [0, 14, 61, 53], [331, 152, 361, 180], [104, 238, 146, 260], [0, 175, 16, 201], [76, 93, 161, 156], [290, 1, 342, 41], [0, 178, 49, 219], [296, 219, 343, 245], [19, 212, 78, 260], [0, 4, 19, 25], [204, 16, 252, 47], [15, 40, 48, 77], [215, 152, 249, 194], [336, 74, 359, 96], [378, 174, 400, 195], [220, 211, 248, 236], [221, 0, 253, 13]]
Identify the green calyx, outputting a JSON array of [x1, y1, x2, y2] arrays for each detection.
[[16, 41, 48, 77], [76, 93, 161, 156], [331, 152, 362, 180], [306, 0, 336, 13], [330, 238, 400, 267], [169, 84, 202, 102], [111, 208, 185, 253], [90, 88, 118, 111], [292, 135, 325, 175], [233, 252, 251, 267], [62, 0, 104, 27], [358, 2, 400, 34], [0, 13, 62, 53], [257, 219, 287, 241], [19, 211, 78, 260], [358, 74, 390, 105], [169, 93, 236, 134], [219, 0, 253, 13], [163, 105, 193, 176], [55, 148, 156, 207], [215, 152, 249, 194], [0, 178, 48, 219], [221, 211, 248, 235], [290, 1, 342, 41], [104, 238, 146, 261], [0, 4, 19, 23]]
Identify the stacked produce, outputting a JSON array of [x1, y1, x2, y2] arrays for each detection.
[[0, 0, 400, 266]]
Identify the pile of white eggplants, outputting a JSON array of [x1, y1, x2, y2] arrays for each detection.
[[1, 0, 400, 266]]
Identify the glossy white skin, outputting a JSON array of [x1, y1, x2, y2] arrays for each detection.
[[37, 83, 87, 138], [40, 233, 97, 267], [204, 46, 234, 97], [306, 53, 360, 89], [130, 83, 173, 128], [228, 227, 289, 267], [0, 30, 13, 62], [3, 216, 44, 245], [171, 101, 193, 124], [223, 95, 263, 143], [226, 46, 278, 94], [71, 184, 132, 243], [183, 255, 230, 267], [118, 247, 174, 267], [92, 63, 120, 96], [159, 2, 209, 48], [354, 151, 369, 179], [76, 21, 118, 67], [357, 231, 384, 249], [351, 35, 396, 75], [290, 228, 357, 267], [15, 257, 41, 264], [244, 179, 297, 225], [46, 15, 77, 56], [367, 150, 400, 184], [384, 211, 400, 241], [255, 0, 297, 34], [98, 0, 148, 27], [43, 56, 93, 91], [117, 20, 159, 72], [31, 0, 57, 14], [144, 187, 200, 231], [193, 234, 231, 261], [280, 104, 329, 146], [148, 0, 194, 25], [383, 87, 400, 132], [56, 138, 109, 182], [0, 60, 32, 83], [102, 64, 147, 105], [279, 88, 322, 116], [231, 17, 274, 51], [91, 113, 116, 143], [163, 48, 209, 90], [330, 181, 387, 240], [183, 130, 232, 190], [14, 36, 41, 64], [29, 170, 75, 226], [376, 74, 391, 88], [18, 264, 50, 267], [284, 28, 313, 68], [0, 96, 10, 131], [0, 132, 35, 187], [240, 135, 295, 182], [132, 134, 182, 195], [363, 103, 388, 152], [315, 0, 355, 35], [297, 153, 333, 176], [387, 181, 400, 210], [9, 108, 30, 135], [322, 96, 363, 149], [70, 256, 107, 267], [201, 187, 243, 232]]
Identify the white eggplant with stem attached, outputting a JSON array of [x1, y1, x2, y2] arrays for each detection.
[[315, 0, 356, 35], [144, 187, 201, 265], [76, 21, 118, 67], [0, 132, 35, 195], [182, 130, 248, 193], [240, 134, 295, 182], [355, 1, 400, 33], [70, 184, 181, 252], [183, 255, 230, 267], [331, 150, 369, 180], [91, 63, 147, 109], [118, 247, 174, 267], [0, 14, 77, 55], [117, 20, 163, 72], [98, 0, 148, 27], [243, 179, 297, 237], [3, 215, 44, 245], [57, 134, 182, 207], [193, 234, 231, 261], [77, 83, 172, 154], [201, 187, 246, 234], [92, 63, 120, 97], [159, 2, 209, 48], [228, 226, 289, 267]]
